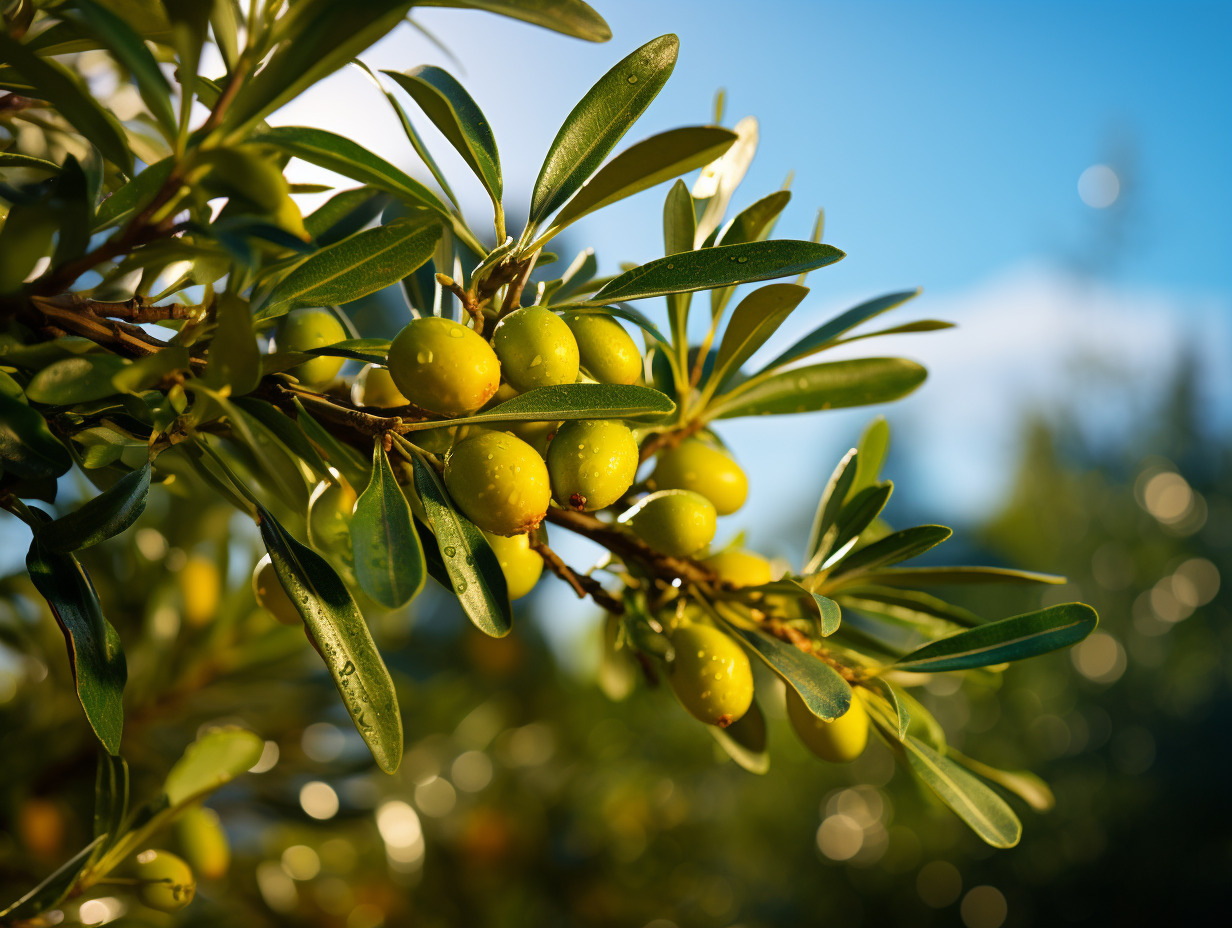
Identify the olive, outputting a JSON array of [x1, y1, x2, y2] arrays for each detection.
[[562, 312, 642, 384], [786, 686, 869, 763], [483, 384, 558, 455], [620, 489, 716, 557], [703, 549, 774, 587], [651, 439, 748, 515], [351, 364, 409, 408], [444, 431, 551, 535], [546, 419, 638, 511], [387, 317, 500, 416], [491, 306, 579, 392], [668, 622, 754, 727], [307, 479, 356, 554], [251, 554, 300, 626], [274, 308, 347, 389], [134, 849, 196, 912], [482, 531, 544, 599], [179, 557, 221, 628], [176, 805, 230, 881]]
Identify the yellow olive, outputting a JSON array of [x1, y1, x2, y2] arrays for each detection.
[[491, 306, 579, 392], [252, 554, 300, 626], [179, 557, 221, 628], [786, 686, 869, 763], [703, 549, 774, 587], [134, 849, 196, 912], [482, 531, 544, 599], [562, 312, 642, 384], [388, 317, 500, 416], [351, 364, 408, 408], [668, 622, 754, 727], [444, 431, 551, 535], [651, 438, 748, 516], [546, 419, 638, 511], [307, 480, 356, 553], [483, 384, 558, 455], [620, 489, 716, 557], [176, 805, 230, 881], [275, 308, 347, 388]]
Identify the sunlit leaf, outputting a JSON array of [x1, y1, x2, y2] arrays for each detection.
[[759, 289, 922, 373], [352, 443, 426, 609], [416, 0, 610, 42], [712, 357, 926, 420], [36, 464, 150, 553], [710, 283, 808, 390], [164, 727, 264, 805]]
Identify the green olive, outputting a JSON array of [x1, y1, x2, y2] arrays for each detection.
[[274, 308, 347, 388], [351, 364, 409, 408], [483, 384, 558, 455], [176, 805, 230, 881], [703, 549, 774, 587], [546, 419, 638, 511], [482, 532, 544, 599], [134, 849, 196, 912], [651, 438, 748, 516], [620, 489, 716, 557], [388, 317, 500, 416], [307, 480, 356, 553], [786, 686, 869, 763], [491, 306, 579, 392], [252, 554, 300, 626], [444, 431, 551, 535], [562, 312, 642, 384], [668, 622, 754, 727]]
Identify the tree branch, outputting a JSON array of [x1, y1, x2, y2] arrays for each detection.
[[530, 539, 624, 614]]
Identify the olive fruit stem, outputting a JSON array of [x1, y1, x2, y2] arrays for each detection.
[[530, 539, 624, 614], [436, 273, 485, 335]]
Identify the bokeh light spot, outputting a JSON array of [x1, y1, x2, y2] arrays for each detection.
[[1078, 163, 1120, 208], [1071, 632, 1126, 684], [816, 814, 863, 861], [961, 885, 1008, 928], [300, 781, 339, 820], [917, 860, 962, 908]]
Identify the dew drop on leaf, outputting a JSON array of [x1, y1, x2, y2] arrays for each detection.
[[444, 545, 457, 557]]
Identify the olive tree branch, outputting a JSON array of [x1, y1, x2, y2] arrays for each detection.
[[530, 539, 624, 614]]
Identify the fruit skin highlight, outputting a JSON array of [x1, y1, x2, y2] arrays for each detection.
[[668, 623, 754, 727], [351, 364, 409, 408], [275, 308, 347, 388], [786, 686, 869, 763], [547, 419, 639, 512], [252, 554, 301, 626], [563, 312, 641, 385], [177, 805, 230, 881], [621, 489, 717, 557], [651, 439, 749, 515], [307, 480, 357, 554], [133, 849, 196, 912], [444, 431, 551, 536], [482, 532, 544, 599], [703, 549, 774, 587], [492, 306, 580, 392], [387, 317, 500, 416]]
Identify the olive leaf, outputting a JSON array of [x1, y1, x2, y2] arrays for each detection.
[[164, 727, 265, 806], [709, 698, 770, 774], [412, 383, 674, 430], [758, 288, 922, 373], [711, 357, 926, 420], [352, 443, 426, 609], [901, 735, 1022, 849], [35, 464, 150, 553], [25, 356, 130, 406], [709, 283, 809, 391], [416, 0, 611, 42], [0, 394, 72, 480], [257, 506, 404, 773]]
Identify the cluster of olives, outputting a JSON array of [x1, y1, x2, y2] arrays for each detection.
[[267, 306, 867, 761]]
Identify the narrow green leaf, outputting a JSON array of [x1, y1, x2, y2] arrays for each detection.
[[901, 735, 1022, 848], [828, 525, 952, 578], [258, 217, 441, 319], [852, 416, 889, 495], [529, 34, 679, 225], [26, 355, 129, 405], [710, 190, 792, 318], [232, 397, 330, 479], [419, 383, 674, 430], [291, 399, 370, 493], [258, 506, 403, 773], [352, 443, 426, 609], [851, 566, 1066, 587], [759, 289, 922, 373], [708, 697, 770, 774], [832, 318, 956, 345], [895, 602, 1097, 672], [112, 346, 190, 393], [0, 35, 133, 174], [164, 727, 264, 806], [163, 0, 210, 116], [713, 612, 851, 721], [36, 464, 150, 553], [821, 482, 894, 567], [75, 0, 177, 136], [552, 126, 737, 230], [554, 304, 669, 348], [805, 448, 857, 566], [787, 579, 841, 637], [710, 283, 808, 390], [409, 453, 512, 638], [836, 586, 982, 628], [259, 126, 449, 216], [663, 179, 695, 351], [0, 836, 106, 921], [304, 338, 392, 365], [415, 0, 610, 41], [713, 357, 926, 420], [867, 679, 910, 740], [27, 532, 127, 754], [93, 157, 174, 231], [89, 752, 128, 866], [544, 247, 597, 304], [591, 240, 844, 304], [383, 66, 501, 203], [304, 186, 392, 245], [205, 292, 261, 395], [0, 393, 72, 479], [0, 152, 60, 173], [210, 0, 241, 71], [948, 749, 1056, 813]]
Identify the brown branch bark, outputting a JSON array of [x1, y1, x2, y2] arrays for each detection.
[[544, 508, 718, 586], [530, 540, 624, 614]]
